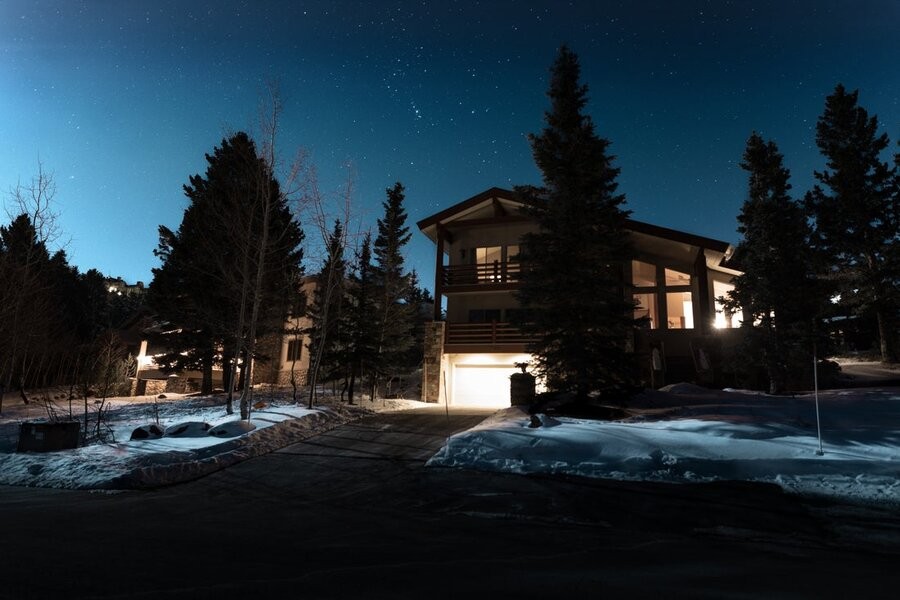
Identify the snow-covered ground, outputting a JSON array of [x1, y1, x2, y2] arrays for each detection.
[[428, 384, 900, 506], [5, 383, 900, 506], [0, 391, 420, 490]]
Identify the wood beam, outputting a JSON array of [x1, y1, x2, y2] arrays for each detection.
[[433, 226, 446, 320]]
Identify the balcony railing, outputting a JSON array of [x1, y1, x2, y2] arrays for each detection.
[[442, 261, 521, 286], [445, 321, 532, 347]]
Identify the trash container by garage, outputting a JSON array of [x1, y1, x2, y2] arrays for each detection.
[[17, 421, 81, 452]]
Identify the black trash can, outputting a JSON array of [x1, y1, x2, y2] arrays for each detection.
[[17, 421, 81, 452]]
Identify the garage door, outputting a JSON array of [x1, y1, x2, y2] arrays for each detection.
[[452, 364, 517, 408]]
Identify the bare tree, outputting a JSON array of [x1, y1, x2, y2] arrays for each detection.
[[300, 165, 358, 409], [0, 164, 63, 413]]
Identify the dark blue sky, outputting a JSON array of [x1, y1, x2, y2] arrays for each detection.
[[2, 0, 898, 293]]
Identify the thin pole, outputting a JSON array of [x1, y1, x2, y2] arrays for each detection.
[[813, 342, 824, 456], [442, 370, 449, 421]]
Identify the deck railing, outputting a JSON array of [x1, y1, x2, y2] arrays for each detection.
[[442, 262, 521, 286], [445, 321, 532, 346]]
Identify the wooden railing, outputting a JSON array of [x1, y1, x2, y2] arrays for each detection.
[[445, 321, 532, 346], [442, 262, 521, 286]]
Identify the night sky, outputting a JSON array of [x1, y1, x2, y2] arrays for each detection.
[[2, 1, 898, 293]]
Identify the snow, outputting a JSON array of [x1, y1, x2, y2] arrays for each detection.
[[0, 392, 375, 490], [5, 383, 900, 506], [428, 385, 900, 506]]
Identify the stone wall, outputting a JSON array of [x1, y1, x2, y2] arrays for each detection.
[[422, 321, 445, 403]]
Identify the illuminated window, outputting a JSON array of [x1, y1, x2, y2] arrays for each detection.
[[666, 291, 694, 329], [634, 292, 658, 329], [475, 246, 502, 281], [664, 268, 691, 286], [632, 260, 657, 287], [713, 281, 740, 329]]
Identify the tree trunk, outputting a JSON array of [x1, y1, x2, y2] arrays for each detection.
[[201, 350, 213, 395], [876, 309, 898, 363]]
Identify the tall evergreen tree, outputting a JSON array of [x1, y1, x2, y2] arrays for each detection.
[[805, 84, 899, 363], [371, 182, 416, 397], [726, 133, 823, 392], [149, 132, 304, 408], [343, 233, 379, 404], [515, 45, 636, 401]]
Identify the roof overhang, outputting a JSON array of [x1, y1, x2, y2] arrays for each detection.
[[417, 187, 737, 268]]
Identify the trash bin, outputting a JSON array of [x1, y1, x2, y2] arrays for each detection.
[[17, 421, 81, 452]]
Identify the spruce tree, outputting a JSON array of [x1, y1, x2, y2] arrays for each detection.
[[344, 233, 378, 404], [726, 133, 822, 392], [805, 84, 899, 362], [515, 45, 636, 401], [371, 182, 415, 398], [149, 132, 304, 406]]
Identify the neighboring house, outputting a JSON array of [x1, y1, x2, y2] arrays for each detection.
[[254, 275, 316, 388], [417, 187, 743, 407], [104, 277, 146, 297], [119, 277, 314, 396], [117, 312, 225, 396]]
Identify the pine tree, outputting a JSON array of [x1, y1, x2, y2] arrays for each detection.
[[515, 45, 636, 402], [344, 233, 379, 404], [149, 132, 304, 407], [371, 182, 415, 398], [726, 133, 823, 392], [805, 84, 899, 363]]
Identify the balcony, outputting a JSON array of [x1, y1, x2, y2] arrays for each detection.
[[442, 262, 521, 288], [445, 321, 532, 352]]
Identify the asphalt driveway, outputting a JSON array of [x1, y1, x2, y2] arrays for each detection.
[[2, 406, 900, 599]]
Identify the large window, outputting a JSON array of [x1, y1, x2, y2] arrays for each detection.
[[666, 291, 694, 329], [632, 260, 695, 330], [634, 292, 658, 329], [475, 246, 502, 281], [632, 260, 657, 287]]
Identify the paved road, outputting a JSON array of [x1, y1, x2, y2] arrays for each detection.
[[2, 406, 900, 599]]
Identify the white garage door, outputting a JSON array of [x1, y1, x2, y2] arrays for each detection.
[[452, 365, 517, 408]]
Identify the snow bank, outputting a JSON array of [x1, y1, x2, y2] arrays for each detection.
[[0, 400, 365, 490], [428, 387, 900, 505]]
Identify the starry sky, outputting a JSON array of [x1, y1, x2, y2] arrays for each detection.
[[2, 0, 898, 294]]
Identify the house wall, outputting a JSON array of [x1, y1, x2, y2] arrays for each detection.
[[445, 291, 519, 322], [446, 222, 532, 267]]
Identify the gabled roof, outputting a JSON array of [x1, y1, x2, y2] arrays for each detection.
[[416, 187, 519, 231], [417, 187, 734, 256]]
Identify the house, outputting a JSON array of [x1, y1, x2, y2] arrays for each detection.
[[254, 275, 316, 388], [117, 312, 226, 396], [417, 187, 743, 407]]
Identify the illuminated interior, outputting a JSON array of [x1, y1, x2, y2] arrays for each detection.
[[713, 280, 740, 328]]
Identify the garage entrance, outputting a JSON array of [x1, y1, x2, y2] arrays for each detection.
[[451, 364, 518, 408]]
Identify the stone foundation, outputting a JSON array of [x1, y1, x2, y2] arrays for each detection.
[[422, 321, 445, 403]]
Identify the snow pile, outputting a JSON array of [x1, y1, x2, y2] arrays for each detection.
[[428, 386, 900, 505], [0, 398, 367, 490]]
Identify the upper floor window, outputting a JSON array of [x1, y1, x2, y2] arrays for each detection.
[[632, 260, 657, 287], [664, 268, 691, 287]]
